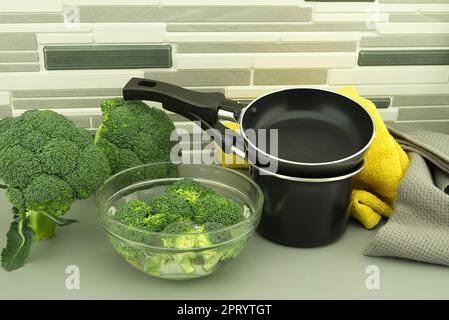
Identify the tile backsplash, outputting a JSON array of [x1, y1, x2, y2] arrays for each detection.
[[1, 0, 449, 135]]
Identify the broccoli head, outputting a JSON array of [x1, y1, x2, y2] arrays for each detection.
[[166, 178, 214, 205], [0, 110, 111, 271], [95, 98, 177, 174], [193, 194, 245, 226]]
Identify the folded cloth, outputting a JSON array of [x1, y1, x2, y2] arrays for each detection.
[[336, 87, 409, 229], [365, 152, 449, 266], [388, 122, 449, 175]]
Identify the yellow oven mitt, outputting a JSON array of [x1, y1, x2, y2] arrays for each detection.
[[337, 87, 410, 229]]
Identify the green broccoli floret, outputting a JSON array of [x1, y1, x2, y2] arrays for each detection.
[[113, 200, 168, 233], [193, 194, 245, 226], [109, 237, 141, 267], [147, 193, 194, 225], [197, 222, 242, 272], [162, 222, 203, 275], [162, 222, 200, 248], [199, 222, 229, 272], [0, 110, 111, 271], [112, 200, 171, 272], [94, 98, 177, 174], [166, 178, 214, 205], [114, 195, 193, 235], [113, 200, 152, 228]]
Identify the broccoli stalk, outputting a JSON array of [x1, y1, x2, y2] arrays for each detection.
[[27, 211, 56, 241], [143, 253, 167, 275], [161, 222, 200, 275], [0, 110, 111, 271]]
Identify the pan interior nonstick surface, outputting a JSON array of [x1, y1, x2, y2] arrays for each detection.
[[263, 117, 357, 163], [241, 89, 373, 164]]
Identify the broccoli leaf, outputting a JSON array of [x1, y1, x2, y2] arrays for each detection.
[[39, 211, 79, 226], [1, 217, 34, 271], [0, 184, 7, 189]]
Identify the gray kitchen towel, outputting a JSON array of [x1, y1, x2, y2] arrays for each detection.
[[387, 122, 449, 175], [364, 152, 449, 266], [434, 168, 449, 194]]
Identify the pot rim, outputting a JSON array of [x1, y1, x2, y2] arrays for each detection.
[[237, 87, 376, 168], [250, 161, 364, 183]]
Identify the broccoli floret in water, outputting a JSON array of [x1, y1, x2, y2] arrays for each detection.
[[111, 179, 247, 276], [147, 193, 194, 224], [113, 200, 167, 233], [0, 110, 111, 271], [199, 222, 244, 272], [194, 194, 245, 226], [94, 98, 177, 174], [161, 222, 204, 275], [166, 178, 214, 205]]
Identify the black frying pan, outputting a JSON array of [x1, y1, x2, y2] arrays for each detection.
[[123, 78, 375, 177]]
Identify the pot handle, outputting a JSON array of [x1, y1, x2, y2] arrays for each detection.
[[123, 78, 242, 125], [122, 78, 244, 153]]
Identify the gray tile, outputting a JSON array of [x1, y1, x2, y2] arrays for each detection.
[[0, 105, 12, 117], [44, 45, 172, 70], [13, 98, 106, 109], [0, 14, 63, 23], [361, 35, 449, 47], [66, 116, 91, 128], [144, 70, 251, 86], [380, 0, 449, 3], [92, 112, 187, 128], [91, 116, 103, 129], [185, 87, 225, 94], [254, 69, 328, 85], [358, 50, 449, 66], [0, 64, 39, 72], [0, 52, 39, 63], [365, 97, 391, 109], [388, 120, 449, 135], [398, 106, 449, 120], [178, 42, 357, 53], [168, 22, 368, 32], [12, 88, 123, 98], [79, 6, 312, 22], [390, 13, 449, 22], [0, 33, 37, 51], [394, 95, 449, 106]]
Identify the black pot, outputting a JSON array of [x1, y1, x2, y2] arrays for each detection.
[[251, 162, 363, 247]]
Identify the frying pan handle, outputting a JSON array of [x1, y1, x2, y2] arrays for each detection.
[[123, 78, 242, 125], [122, 78, 244, 154]]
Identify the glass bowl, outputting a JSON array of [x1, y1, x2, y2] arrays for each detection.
[[95, 163, 264, 280]]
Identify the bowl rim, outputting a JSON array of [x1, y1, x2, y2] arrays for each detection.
[[95, 162, 264, 240]]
